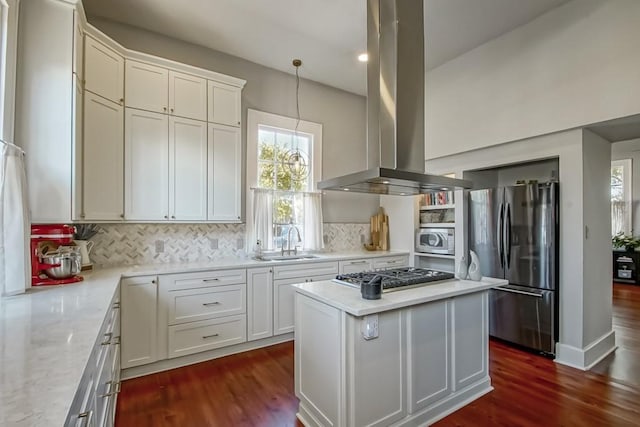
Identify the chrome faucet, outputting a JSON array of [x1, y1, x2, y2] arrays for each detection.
[[282, 225, 302, 256]]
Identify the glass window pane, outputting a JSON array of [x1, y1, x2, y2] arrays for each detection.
[[258, 128, 275, 160], [274, 194, 294, 224], [257, 161, 275, 189]]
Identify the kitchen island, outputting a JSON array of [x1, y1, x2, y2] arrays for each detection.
[[293, 277, 506, 427]]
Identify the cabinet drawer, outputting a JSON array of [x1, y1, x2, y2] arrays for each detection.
[[339, 259, 373, 274], [372, 256, 409, 270], [273, 261, 338, 281], [168, 315, 246, 358], [163, 268, 246, 291], [168, 283, 246, 325]]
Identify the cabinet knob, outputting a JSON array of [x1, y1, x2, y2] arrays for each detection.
[[170, 108, 174, 113], [119, 98, 124, 104], [163, 107, 167, 112], [237, 121, 240, 125], [151, 279, 156, 284], [80, 213, 85, 218], [120, 213, 124, 218], [171, 215, 176, 219], [164, 215, 168, 219]]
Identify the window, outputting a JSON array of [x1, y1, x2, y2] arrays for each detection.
[[247, 109, 323, 251], [611, 159, 632, 236]]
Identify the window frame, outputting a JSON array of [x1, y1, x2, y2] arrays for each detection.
[[0, 0, 19, 142], [246, 109, 323, 250], [611, 158, 632, 236]]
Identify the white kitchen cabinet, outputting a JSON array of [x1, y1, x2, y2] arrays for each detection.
[[167, 284, 246, 325], [247, 267, 274, 341], [169, 71, 207, 121], [72, 81, 83, 221], [453, 292, 488, 390], [84, 35, 124, 105], [125, 60, 168, 114], [124, 108, 169, 221], [168, 315, 247, 359], [66, 291, 121, 427], [16, 0, 81, 223], [339, 259, 373, 274], [82, 92, 124, 221], [273, 261, 339, 335], [169, 117, 207, 220], [372, 255, 409, 270], [208, 123, 241, 221], [73, 10, 84, 81], [208, 80, 241, 127], [121, 276, 158, 369]]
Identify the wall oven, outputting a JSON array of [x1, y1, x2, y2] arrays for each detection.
[[415, 228, 454, 255]]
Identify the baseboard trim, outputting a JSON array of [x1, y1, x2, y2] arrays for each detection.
[[555, 330, 617, 371], [121, 333, 293, 379]]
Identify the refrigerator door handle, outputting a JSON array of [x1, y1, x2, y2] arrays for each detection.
[[505, 204, 512, 270], [496, 286, 543, 298], [497, 203, 504, 268]]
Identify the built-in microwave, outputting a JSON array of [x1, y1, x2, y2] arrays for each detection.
[[415, 228, 455, 255]]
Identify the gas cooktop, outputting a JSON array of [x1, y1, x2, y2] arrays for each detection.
[[334, 267, 455, 292]]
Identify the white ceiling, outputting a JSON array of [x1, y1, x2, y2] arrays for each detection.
[[83, 0, 571, 95]]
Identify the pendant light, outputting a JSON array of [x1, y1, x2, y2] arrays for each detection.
[[286, 58, 309, 180]]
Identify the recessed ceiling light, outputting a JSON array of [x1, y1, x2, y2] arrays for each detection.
[[358, 53, 369, 62]]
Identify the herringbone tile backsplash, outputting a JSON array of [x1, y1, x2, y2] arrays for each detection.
[[90, 223, 370, 267]]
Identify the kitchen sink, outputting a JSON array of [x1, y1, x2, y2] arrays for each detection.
[[253, 254, 320, 262]]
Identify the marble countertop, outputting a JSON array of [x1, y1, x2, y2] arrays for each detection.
[[293, 277, 508, 316], [0, 250, 407, 426]]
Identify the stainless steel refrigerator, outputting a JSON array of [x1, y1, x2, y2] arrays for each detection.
[[468, 182, 559, 356]]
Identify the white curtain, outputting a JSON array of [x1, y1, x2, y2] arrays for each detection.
[[251, 188, 273, 251], [303, 192, 324, 250], [612, 200, 630, 236], [0, 142, 30, 296]]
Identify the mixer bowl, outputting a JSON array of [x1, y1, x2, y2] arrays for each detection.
[[41, 252, 82, 279]]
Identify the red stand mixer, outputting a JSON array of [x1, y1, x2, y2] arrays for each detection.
[[31, 224, 84, 286]]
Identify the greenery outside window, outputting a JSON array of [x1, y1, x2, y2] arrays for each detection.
[[611, 159, 632, 236]]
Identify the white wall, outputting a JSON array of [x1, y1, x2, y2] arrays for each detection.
[[88, 18, 379, 223], [611, 138, 640, 233], [425, 128, 615, 370], [425, 0, 640, 159], [581, 130, 612, 352]]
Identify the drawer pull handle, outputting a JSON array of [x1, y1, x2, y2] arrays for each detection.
[[100, 380, 121, 398], [350, 261, 368, 265], [101, 332, 113, 346], [203, 278, 220, 282], [77, 410, 93, 427], [202, 333, 219, 339], [202, 302, 220, 306]]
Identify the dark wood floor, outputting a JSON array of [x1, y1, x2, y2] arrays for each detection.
[[116, 284, 640, 427]]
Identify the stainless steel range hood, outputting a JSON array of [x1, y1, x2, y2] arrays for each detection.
[[318, 0, 472, 195]]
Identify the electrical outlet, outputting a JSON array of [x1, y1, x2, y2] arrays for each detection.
[[361, 314, 379, 340], [360, 234, 366, 243], [154, 240, 164, 253], [210, 238, 219, 250], [323, 234, 329, 245], [236, 238, 244, 250]]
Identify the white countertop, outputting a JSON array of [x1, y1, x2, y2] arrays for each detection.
[[293, 277, 507, 316], [0, 250, 407, 426]]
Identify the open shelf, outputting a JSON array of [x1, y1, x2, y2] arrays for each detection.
[[420, 223, 455, 228], [420, 204, 455, 211], [414, 253, 455, 260]]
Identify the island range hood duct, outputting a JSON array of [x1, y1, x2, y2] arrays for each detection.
[[318, 0, 472, 195]]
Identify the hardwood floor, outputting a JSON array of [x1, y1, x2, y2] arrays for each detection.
[[116, 284, 640, 427]]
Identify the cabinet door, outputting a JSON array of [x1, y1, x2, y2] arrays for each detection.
[[84, 35, 124, 104], [72, 81, 83, 221], [83, 92, 124, 220], [208, 80, 241, 126], [247, 267, 274, 341], [121, 276, 158, 369], [124, 109, 169, 220], [372, 255, 409, 270], [407, 300, 452, 412], [208, 123, 241, 221], [169, 70, 207, 121], [273, 277, 307, 335], [125, 60, 168, 114], [339, 259, 373, 274], [169, 117, 207, 220], [453, 291, 489, 390], [73, 11, 83, 80]]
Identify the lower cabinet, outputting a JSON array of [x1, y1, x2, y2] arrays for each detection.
[[66, 290, 121, 427], [168, 314, 246, 358], [247, 267, 274, 341], [121, 276, 158, 369]]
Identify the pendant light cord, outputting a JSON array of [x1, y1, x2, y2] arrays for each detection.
[[295, 64, 301, 135]]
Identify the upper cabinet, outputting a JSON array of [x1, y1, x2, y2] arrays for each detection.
[[85, 35, 124, 105], [208, 81, 241, 127], [169, 71, 207, 121], [125, 60, 169, 114], [73, 11, 84, 81]]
